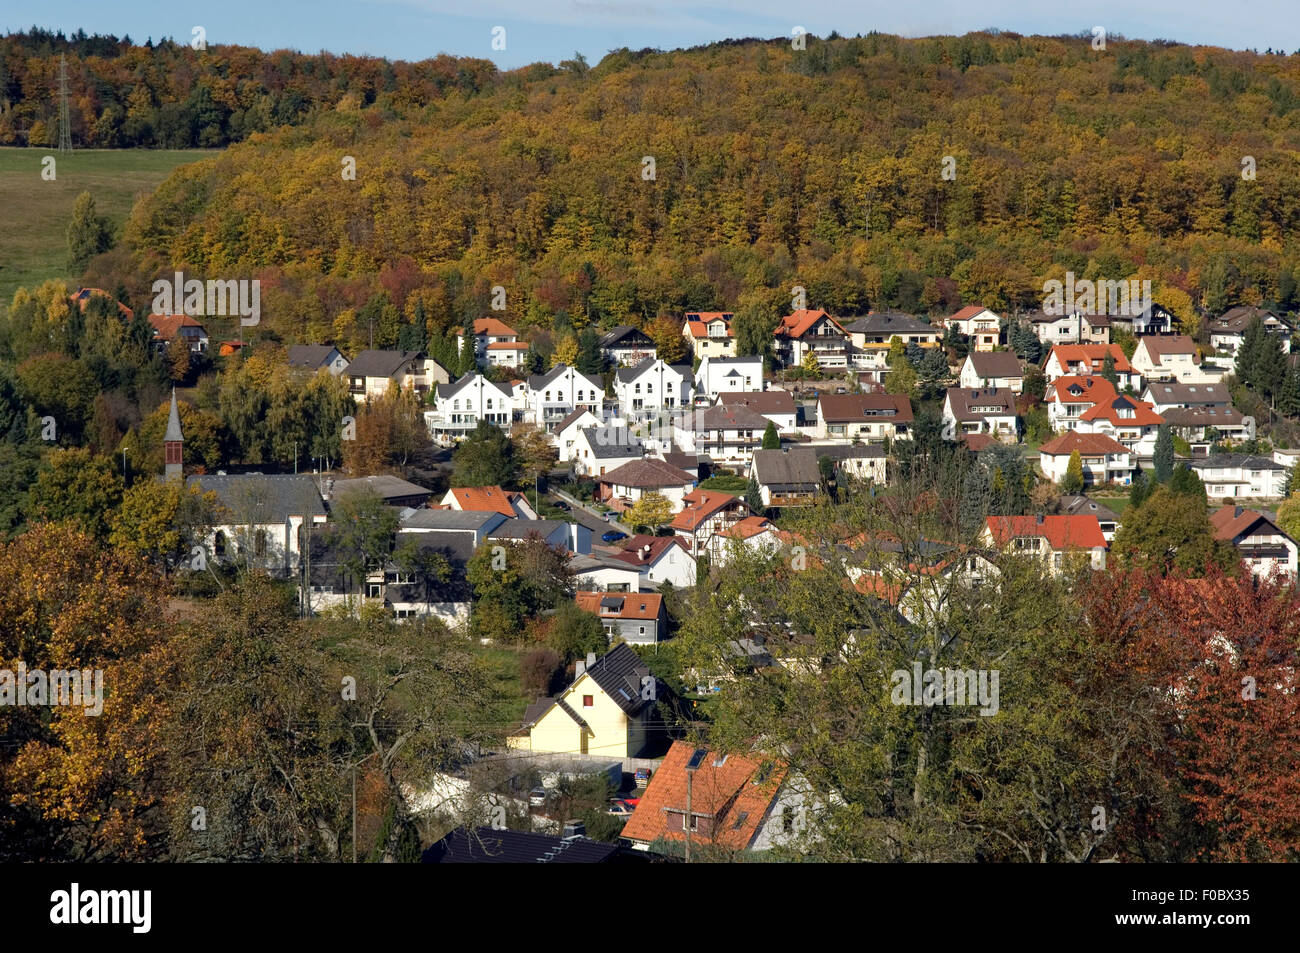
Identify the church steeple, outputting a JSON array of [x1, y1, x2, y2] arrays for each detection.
[[164, 387, 184, 481]]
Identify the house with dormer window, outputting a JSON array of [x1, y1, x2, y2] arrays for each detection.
[[1045, 376, 1117, 432], [941, 306, 1002, 351], [682, 311, 736, 359], [1073, 394, 1163, 455], [613, 358, 694, 421], [772, 310, 851, 369], [426, 373, 515, 443], [524, 364, 606, 430], [942, 388, 1018, 441]]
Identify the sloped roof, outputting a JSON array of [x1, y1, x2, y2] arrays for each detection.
[[724, 515, 776, 539], [1161, 406, 1246, 428], [818, 393, 913, 423], [348, 349, 423, 378], [148, 313, 207, 340], [422, 827, 620, 864], [446, 486, 518, 517], [842, 311, 938, 336], [400, 509, 502, 531], [1039, 431, 1129, 456], [615, 357, 691, 384], [966, 351, 1024, 379], [574, 590, 664, 621], [1058, 495, 1121, 523], [1079, 395, 1163, 426], [1048, 375, 1117, 405], [1139, 334, 1198, 362], [330, 474, 431, 502], [1142, 381, 1230, 406], [751, 448, 820, 488], [580, 426, 644, 459], [949, 305, 994, 322], [595, 458, 696, 489], [1213, 306, 1280, 334], [985, 515, 1106, 550], [608, 535, 685, 567], [578, 642, 654, 717], [945, 387, 1016, 420], [472, 317, 517, 337], [1189, 454, 1284, 472], [436, 372, 514, 401], [599, 325, 654, 348], [775, 309, 847, 339], [528, 364, 605, 392], [187, 474, 327, 523], [718, 391, 796, 417], [670, 489, 741, 531], [1047, 344, 1133, 373], [620, 740, 788, 850], [1210, 505, 1294, 544], [164, 389, 184, 442], [686, 404, 770, 431], [287, 344, 343, 368]]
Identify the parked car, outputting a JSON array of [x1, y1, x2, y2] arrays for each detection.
[[607, 799, 635, 817], [634, 768, 651, 788], [552, 500, 570, 511], [529, 787, 548, 807], [602, 530, 628, 544]]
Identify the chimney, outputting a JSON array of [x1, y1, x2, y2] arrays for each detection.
[[586, 651, 597, 669], [562, 820, 586, 839], [1036, 513, 1044, 525]]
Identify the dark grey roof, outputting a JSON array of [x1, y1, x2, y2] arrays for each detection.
[[436, 372, 512, 401], [421, 827, 621, 864], [1142, 381, 1231, 405], [188, 474, 327, 523], [583, 643, 654, 717], [1161, 406, 1246, 428], [347, 349, 423, 378], [1058, 495, 1121, 523], [387, 530, 476, 603], [751, 448, 820, 490], [615, 357, 691, 384], [1189, 454, 1284, 471], [581, 426, 644, 458], [287, 344, 344, 369], [842, 312, 938, 336], [527, 364, 603, 392], [400, 509, 503, 531], [164, 389, 183, 442], [598, 325, 654, 348], [486, 518, 568, 541], [945, 387, 1016, 420], [807, 443, 886, 461], [554, 407, 596, 433]]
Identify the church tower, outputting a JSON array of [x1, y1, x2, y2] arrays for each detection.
[[164, 388, 184, 481]]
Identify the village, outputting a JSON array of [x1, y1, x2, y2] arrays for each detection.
[[131, 292, 1300, 861]]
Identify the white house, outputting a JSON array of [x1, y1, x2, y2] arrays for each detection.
[[571, 426, 645, 477], [981, 515, 1108, 573], [455, 317, 520, 365], [1131, 335, 1219, 384], [1208, 306, 1292, 367], [1038, 432, 1132, 486], [843, 312, 942, 371], [1045, 376, 1117, 433], [959, 352, 1024, 394], [347, 349, 450, 403], [287, 344, 349, 376], [718, 390, 799, 434], [594, 458, 697, 511], [613, 358, 694, 421], [1074, 394, 1163, 456], [607, 535, 697, 589], [941, 306, 1001, 351], [772, 310, 851, 369], [1210, 505, 1298, 580], [696, 355, 763, 400], [552, 408, 602, 464], [599, 326, 658, 367], [525, 364, 606, 430], [671, 404, 770, 467], [1042, 344, 1139, 390], [815, 393, 914, 443], [1188, 455, 1289, 499], [942, 388, 1018, 441], [568, 553, 645, 593], [426, 373, 514, 443]]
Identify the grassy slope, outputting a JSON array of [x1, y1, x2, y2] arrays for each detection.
[[0, 147, 216, 307]]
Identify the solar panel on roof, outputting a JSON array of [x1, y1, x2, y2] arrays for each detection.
[[686, 748, 708, 770]]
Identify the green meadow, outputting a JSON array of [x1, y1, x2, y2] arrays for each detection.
[[0, 147, 217, 308]]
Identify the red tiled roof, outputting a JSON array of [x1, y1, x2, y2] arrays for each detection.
[[1047, 344, 1133, 374], [948, 305, 992, 322], [446, 485, 517, 517], [1039, 431, 1129, 456], [1079, 395, 1163, 426], [985, 515, 1107, 551], [724, 515, 774, 540], [670, 489, 741, 531], [961, 433, 995, 452], [775, 309, 847, 339], [620, 741, 788, 850], [574, 590, 663, 621], [1139, 334, 1198, 363], [69, 287, 133, 318], [1047, 375, 1117, 405], [1209, 505, 1289, 543], [472, 318, 517, 337], [148, 313, 207, 340]]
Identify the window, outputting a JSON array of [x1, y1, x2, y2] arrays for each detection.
[[582, 695, 593, 707], [254, 529, 267, 557], [366, 583, 382, 599], [782, 805, 794, 833], [639, 626, 646, 635]]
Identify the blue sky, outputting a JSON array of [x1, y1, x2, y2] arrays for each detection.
[[6, 1, 1298, 68]]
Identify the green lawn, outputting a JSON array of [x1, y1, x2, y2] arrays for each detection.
[[1091, 495, 1130, 515], [0, 147, 217, 307]]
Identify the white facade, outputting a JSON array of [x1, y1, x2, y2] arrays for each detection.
[[695, 356, 763, 400], [614, 359, 694, 421], [426, 374, 514, 443]]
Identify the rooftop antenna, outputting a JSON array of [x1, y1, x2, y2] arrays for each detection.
[[56, 54, 73, 154]]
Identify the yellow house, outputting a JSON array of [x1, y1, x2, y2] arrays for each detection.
[[508, 643, 658, 758]]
